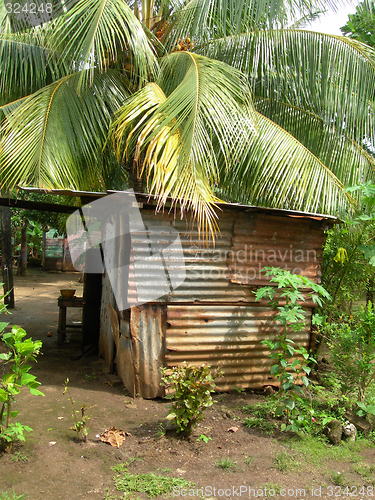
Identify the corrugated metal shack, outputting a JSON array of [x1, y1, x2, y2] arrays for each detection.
[[99, 195, 338, 399]]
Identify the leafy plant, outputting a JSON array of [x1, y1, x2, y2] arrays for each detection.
[[328, 303, 375, 402], [0, 302, 44, 450], [160, 363, 223, 435], [253, 267, 330, 432], [0, 492, 26, 500], [197, 434, 212, 443], [63, 378, 94, 442]]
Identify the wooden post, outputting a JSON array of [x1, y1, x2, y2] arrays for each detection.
[[1, 206, 15, 308]]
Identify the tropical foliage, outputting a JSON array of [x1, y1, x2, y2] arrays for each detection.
[[341, 0, 375, 47], [1, 0, 375, 233]]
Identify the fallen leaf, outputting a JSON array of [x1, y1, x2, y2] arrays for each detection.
[[57, 416, 64, 420], [227, 427, 239, 433], [176, 468, 186, 474], [99, 427, 126, 448], [49, 441, 56, 446]]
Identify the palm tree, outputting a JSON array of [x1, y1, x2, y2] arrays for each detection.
[[1, 0, 375, 235]]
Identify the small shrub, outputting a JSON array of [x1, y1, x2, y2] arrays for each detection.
[[160, 363, 223, 435], [253, 267, 330, 432], [0, 310, 44, 450]]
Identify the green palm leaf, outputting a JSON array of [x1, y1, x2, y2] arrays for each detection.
[[0, 70, 128, 190], [202, 30, 375, 146], [111, 52, 257, 237], [0, 32, 62, 104], [50, 0, 158, 92], [221, 111, 355, 215], [255, 97, 375, 189]]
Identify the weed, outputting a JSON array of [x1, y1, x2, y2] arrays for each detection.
[[112, 464, 195, 497], [244, 455, 255, 466], [156, 423, 165, 437], [197, 434, 212, 443], [215, 456, 237, 470], [273, 449, 300, 472], [0, 492, 25, 500], [331, 471, 349, 486], [63, 378, 94, 442], [11, 451, 29, 463], [128, 457, 144, 464], [84, 373, 97, 381], [233, 386, 245, 393], [244, 416, 277, 434]]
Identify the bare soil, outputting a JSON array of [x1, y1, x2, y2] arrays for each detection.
[[0, 269, 375, 500]]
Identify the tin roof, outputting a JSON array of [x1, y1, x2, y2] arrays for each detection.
[[19, 187, 340, 223]]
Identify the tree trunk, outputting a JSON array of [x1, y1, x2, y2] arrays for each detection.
[[17, 221, 28, 276], [1, 206, 15, 308]]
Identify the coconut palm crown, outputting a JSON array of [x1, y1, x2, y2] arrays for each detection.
[[1, 0, 375, 234]]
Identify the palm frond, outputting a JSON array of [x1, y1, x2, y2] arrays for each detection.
[[50, 0, 158, 92], [0, 32, 62, 104], [222, 111, 355, 215], [111, 52, 257, 238], [0, 70, 128, 190], [254, 97, 375, 188], [164, 0, 349, 50], [201, 30, 375, 146]]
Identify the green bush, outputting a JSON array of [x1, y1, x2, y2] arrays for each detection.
[[328, 302, 375, 402], [160, 363, 223, 435], [0, 285, 44, 450]]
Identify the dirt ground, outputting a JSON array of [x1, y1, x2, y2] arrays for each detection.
[[0, 269, 375, 500]]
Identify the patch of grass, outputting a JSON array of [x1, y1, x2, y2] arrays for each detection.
[[352, 462, 375, 484], [274, 449, 300, 473], [282, 433, 370, 466], [112, 465, 195, 498], [258, 483, 284, 495], [0, 492, 25, 500], [215, 457, 237, 471], [242, 400, 279, 418], [11, 452, 29, 463], [84, 372, 97, 381], [244, 416, 277, 434]]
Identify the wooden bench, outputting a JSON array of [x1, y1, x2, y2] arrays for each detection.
[[57, 296, 84, 345]]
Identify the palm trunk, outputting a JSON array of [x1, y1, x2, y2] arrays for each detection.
[[1, 206, 15, 309]]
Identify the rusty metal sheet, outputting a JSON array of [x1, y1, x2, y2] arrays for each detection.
[[130, 303, 166, 399], [227, 212, 326, 286], [166, 304, 311, 391], [127, 211, 247, 304]]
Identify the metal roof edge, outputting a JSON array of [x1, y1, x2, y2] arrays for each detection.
[[19, 186, 341, 223]]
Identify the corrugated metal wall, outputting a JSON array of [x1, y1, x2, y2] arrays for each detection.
[[166, 304, 311, 390], [100, 207, 327, 397]]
